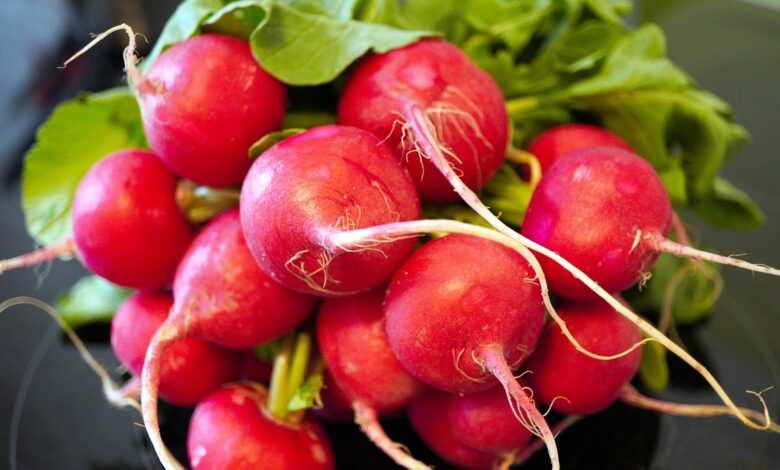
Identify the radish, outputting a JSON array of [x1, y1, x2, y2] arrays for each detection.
[[65, 26, 286, 187], [239, 125, 421, 296], [73, 149, 194, 289], [522, 147, 780, 300], [111, 291, 240, 406], [338, 39, 509, 203], [528, 124, 632, 172], [188, 383, 334, 469], [317, 289, 428, 469], [383, 234, 560, 469], [140, 209, 315, 469], [525, 299, 642, 415], [448, 386, 533, 456], [0, 149, 194, 287], [408, 390, 497, 470]]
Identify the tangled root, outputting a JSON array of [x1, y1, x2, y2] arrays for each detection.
[[0, 296, 140, 411]]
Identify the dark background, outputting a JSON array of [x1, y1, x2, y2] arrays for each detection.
[[0, 0, 779, 468]]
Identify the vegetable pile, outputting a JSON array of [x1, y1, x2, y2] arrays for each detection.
[[2, 1, 780, 469]]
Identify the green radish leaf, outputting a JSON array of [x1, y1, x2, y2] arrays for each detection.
[[354, 0, 462, 36], [56, 276, 131, 328], [22, 88, 145, 246], [249, 2, 432, 85], [583, 0, 632, 24], [462, 0, 552, 52], [249, 128, 305, 159], [692, 178, 765, 231], [203, 0, 270, 38], [628, 252, 722, 326], [143, 0, 231, 69], [639, 341, 669, 393], [287, 369, 324, 411]]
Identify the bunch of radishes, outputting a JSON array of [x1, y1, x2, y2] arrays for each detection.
[[3, 13, 780, 470]]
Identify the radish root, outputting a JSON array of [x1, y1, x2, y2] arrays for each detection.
[[402, 103, 775, 432], [63, 23, 159, 94], [0, 296, 140, 411], [482, 344, 559, 470], [353, 401, 432, 470], [511, 415, 582, 468], [649, 234, 780, 277], [620, 385, 779, 433], [140, 320, 186, 470], [0, 239, 76, 275]]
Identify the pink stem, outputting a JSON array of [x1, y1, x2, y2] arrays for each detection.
[[141, 320, 186, 470], [0, 239, 76, 274], [480, 344, 560, 470], [353, 401, 431, 470], [651, 236, 780, 277], [619, 385, 779, 433]]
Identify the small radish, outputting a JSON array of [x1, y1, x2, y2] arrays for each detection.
[[522, 147, 671, 300], [65, 26, 286, 187], [317, 289, 428, 469], [383, 234, 560, 469], [172, 209, 315, 349], [111, 291, 240, 406], [240, 125, 421, 296], [525, 299, 642, 415], [448, 386, 533, 456], [408, 390, 497, 470], [73, 149, 193, 289], [528, 124, 632, 172], [188, 383, 334, 469], [141, 209, 315, 470], [1, 149, 193, 286], [338, 39, 508, 203], [521, 147, 780, 301]]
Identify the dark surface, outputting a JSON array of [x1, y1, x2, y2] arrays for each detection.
[[0, 0, 779, 469]]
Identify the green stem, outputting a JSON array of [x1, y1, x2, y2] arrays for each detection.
[[286, 333, 311, 402], [175, 180, 241, 224], [506, 147, 542, 191], [268, 335, 294, 420], [505, 96, 539, 118]]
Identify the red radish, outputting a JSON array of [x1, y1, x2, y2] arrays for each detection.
[[525, 299, 642, 415], [384, 234, 560, 469], [316, 290, 427, 469], [240, 125, 421, 296], [188, 383, 334, 470], [141, 209, 314, 470], [111, 292, 240, 406], [522, 147, 671, 300], [239, 351, 273, 384], [172, 209, 315, 349], [448, 386, 533, 455], [73, 149, 193, 289], [338, 39, 508, 203], [140, 34, 286, 186], [65, 26, 286, 187], [528, 124, 632, 172], [408, 390, 497, 470]]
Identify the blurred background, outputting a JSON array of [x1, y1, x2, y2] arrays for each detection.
[[0, 0, 779, 468]]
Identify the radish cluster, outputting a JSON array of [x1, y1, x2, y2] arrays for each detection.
[[6, 21, 780, 470]]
